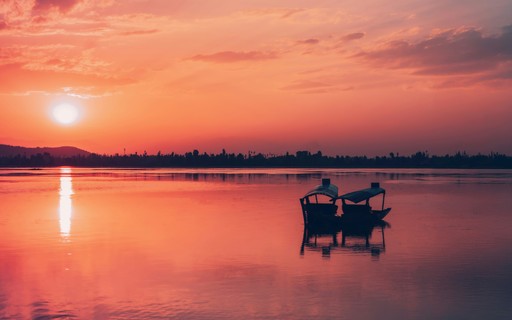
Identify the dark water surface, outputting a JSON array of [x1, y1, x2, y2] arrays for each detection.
[[1, 168, 511, 319]]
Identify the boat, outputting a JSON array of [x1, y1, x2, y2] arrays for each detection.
[[299, 178, 340, 228], [337, 182, 391, 221], [300, 180, 391, 228]]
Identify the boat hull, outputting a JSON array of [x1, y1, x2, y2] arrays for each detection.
[[301, 203, 340, 227], [371, 208, 391, 220], [341, 205, 391, 222]]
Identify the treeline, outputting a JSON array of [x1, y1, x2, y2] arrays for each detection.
[[0, 150, 511, 168]]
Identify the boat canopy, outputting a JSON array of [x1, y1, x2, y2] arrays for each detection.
[[338, 187, 385, 203], [302, 180, 338, 199]]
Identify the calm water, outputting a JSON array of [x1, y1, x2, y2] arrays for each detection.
[[1, 168, 511, 319]]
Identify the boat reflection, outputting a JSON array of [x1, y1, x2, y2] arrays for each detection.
[[59, 167, 73, 239], [300, 220, 390, 259]]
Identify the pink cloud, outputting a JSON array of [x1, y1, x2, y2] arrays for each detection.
[[33, 0, 81, 13], [0, 0, 33, 25], [357, 25, 512, 80], [341, 32, 365, 42], [119, 29, 159, 36], [190, 51, 278, 63], [0, 62, 134, 95], [296, 38, 320, 45], [242, 8, 306, 19], [281, 80, 354, 94], [282, 80, 331, 91]]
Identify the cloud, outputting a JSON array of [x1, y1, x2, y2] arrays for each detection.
[[0, 44, 112, 75], [32, 0, 115, 14], [4, 86, 117, 99], [33, 0, 81, 12], [0, 43, 136, 96], [341, 32, 365, 42], [280, 8, 304, 19], [0, 62, 134, 96], [281, 79, 354, 94], [296, 38, 320, 45], [189, 51, 278, 63], [0, 0, 33, 24], [240, 8, 306, 20], [282, 80, 332, 91], [357, 25, 512, 80], [0, 0, 116, 32], [119, 29, 159, 36]]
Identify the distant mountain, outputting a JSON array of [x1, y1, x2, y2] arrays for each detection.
[[0, 144, 91, 157]]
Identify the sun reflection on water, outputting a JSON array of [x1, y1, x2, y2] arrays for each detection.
[[59, 167, 73, 238]]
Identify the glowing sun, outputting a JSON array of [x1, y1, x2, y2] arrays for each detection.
[[52, 103, 79, 125]]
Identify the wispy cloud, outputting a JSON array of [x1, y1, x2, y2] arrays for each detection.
[[0, 44, 112, 76], [119, 28, 159, 36], [356, 25, 512, 84], [341, 32, 365, 42], [0, 0, 33, 26], [282, 79, 354, 94], [296, 38, 320, 45], [0, 1, 161, 96], [239, 8, 306, 20], [189, 51, 278, 63], [0, 0, 116, 34], [33, 0, 82, 13], [2, 86, 117, 99], [0, 45, 135, 96]]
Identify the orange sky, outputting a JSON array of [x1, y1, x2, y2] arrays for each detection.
[[1, 0, 511, 156]]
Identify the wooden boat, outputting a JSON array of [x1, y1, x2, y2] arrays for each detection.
[[299, 178, 340, 228], [337, 182, 391, 221]]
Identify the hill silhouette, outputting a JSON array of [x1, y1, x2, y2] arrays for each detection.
[[0, 144, 90, 158]]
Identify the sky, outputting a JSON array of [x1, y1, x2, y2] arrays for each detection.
[[1, 0, 511, 156]]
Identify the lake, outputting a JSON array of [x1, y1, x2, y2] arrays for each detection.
[[1, 168, 511, 319]]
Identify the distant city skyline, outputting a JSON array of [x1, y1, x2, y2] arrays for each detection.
[[1, 1, 511, 156]]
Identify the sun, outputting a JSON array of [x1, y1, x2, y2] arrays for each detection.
[[52, 103, 79, 125]]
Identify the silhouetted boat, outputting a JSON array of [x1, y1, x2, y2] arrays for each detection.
[[337, 182, 391, 222], [299, 178, 341, 228], [300, 180, 391, 229]]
